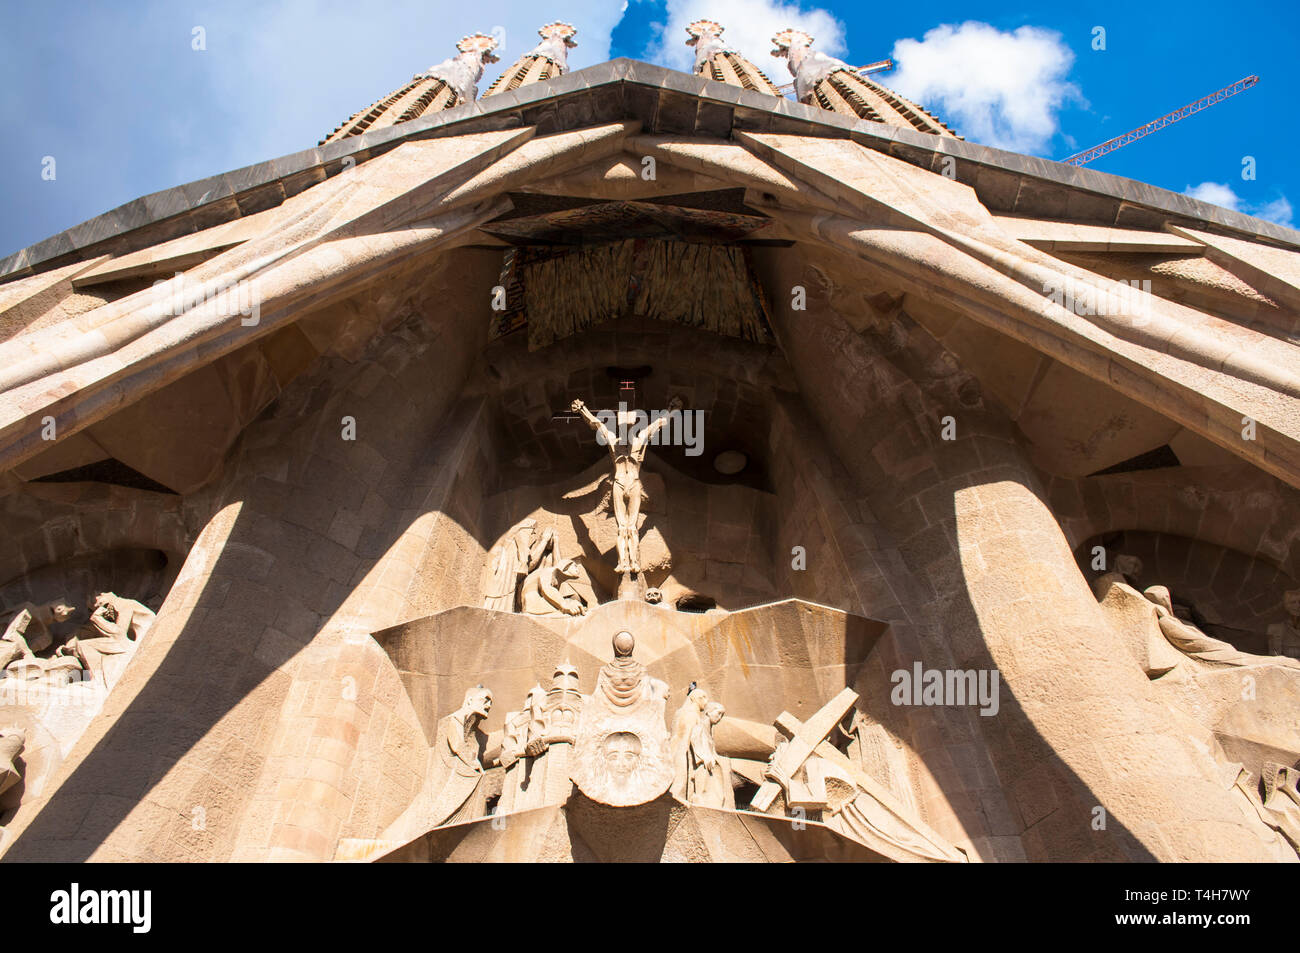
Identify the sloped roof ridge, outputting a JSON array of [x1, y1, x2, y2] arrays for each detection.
[[3, 58, 1297, 285]]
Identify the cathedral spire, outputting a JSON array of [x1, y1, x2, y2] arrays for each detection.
[[483, 22, 577, 97], [320, 33, 500, 145], [686, 19, 780, 96], [771, 29, 958, 137]]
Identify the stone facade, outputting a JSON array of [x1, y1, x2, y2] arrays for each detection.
[[1, 29, 1299, 864]]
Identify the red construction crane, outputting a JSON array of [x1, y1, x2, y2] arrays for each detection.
[[1062, 75, 1259, 166], [776, 58, 893, 97]]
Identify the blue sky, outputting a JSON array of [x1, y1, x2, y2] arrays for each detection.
[[1, 0, 1296, 257]]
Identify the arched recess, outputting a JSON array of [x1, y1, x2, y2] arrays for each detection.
[[0, 482, 189, 617], [1075, 529, 1296, 654], [1050, 467, 1300, 587]]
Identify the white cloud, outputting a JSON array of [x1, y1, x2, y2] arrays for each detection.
[[1183, 182, 1240, 211], [643, 0, 845, 79], [1, 0, 629, 254], [889, 21, 1082, 154], [199, 0, 627, 176], [1256, 196, 1294, 228], [1184, 182, 1294, 228]]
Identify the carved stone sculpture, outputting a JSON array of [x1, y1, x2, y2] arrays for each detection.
[[57, 592, 155, 684], [770, 28, 863, 105], [1144, 586, 1300, 669], [370, 684, 496, 848], [1267, 589, 1300, 661], [684, 20, 780, 96], [483, 518, 556, 612], [1092, 554, 1144, 600], [1260, 762, 1300, 852], [0, 598, 76, 670], [482, 22, 576, 98], [839, 709, 920, 818], [570, 396, 682, 577], [499, 684, 547, 815], [1114, 554, 1144, 580], [541, 662, 583, 743], [770, 29, 955, 135], [416, 33, 500, 106], [425, 685, 493, 828], [1204, 752, 1300, 860], [572, 630, 672, 806], [520, 21, 576, 70], [320, 32, 501, 143], [518, 557, 588, 617], [497, 659, 613, 816], [501, 685, 546, 765], [766, 737, 858, 815], [755, 688, 966, 862], [0, 727, 24, 798], [670, 687, 734, 809], [670, 687, 706, 796], [530, 661, 585, 807], [1091, 578, 1186, 678]]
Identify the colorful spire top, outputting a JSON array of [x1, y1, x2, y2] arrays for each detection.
[[456, 32, 501, 62], [320, 31, 500, 144], [770, 28, 815, 58], [770, 26, 958, 137], [483, 21, 578, 97], [685, 18, 779, 96], [538, 21, 578, 46], [685, 19, 727, 44]]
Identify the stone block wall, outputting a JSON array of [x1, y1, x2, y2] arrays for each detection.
[[0, 482, 189, 604], [754, 244, 1287, 861], [0, 248, 503, 861], [1077, 529, 1295, 652]]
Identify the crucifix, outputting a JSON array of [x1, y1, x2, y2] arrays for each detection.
[[569, 394, 683, 582]]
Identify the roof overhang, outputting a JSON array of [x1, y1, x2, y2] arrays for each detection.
[[5, 58, 1299, 284]]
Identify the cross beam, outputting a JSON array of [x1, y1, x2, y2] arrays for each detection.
[[750, 686, 858, 812]]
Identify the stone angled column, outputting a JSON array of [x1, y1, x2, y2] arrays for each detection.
[[320, 33, 501, 145], [0, 253, 498, 862], [762, 250, 1284, 861], [685, 19, 781, 96], [770, 28, 957, 135], [482, 22, 577, 98]]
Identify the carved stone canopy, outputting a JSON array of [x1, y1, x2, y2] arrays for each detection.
[[482, 189, 772, 246]]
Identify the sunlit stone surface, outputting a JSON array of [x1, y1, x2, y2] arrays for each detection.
[[1, 20, 1299, 864]]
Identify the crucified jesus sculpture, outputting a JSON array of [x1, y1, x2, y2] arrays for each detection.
[[570, 396, 683, 575]]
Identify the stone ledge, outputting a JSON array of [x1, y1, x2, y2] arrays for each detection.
[[5, 59, 1298, 285]]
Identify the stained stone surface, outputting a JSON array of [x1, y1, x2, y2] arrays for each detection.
[[0, 36, 1299, 864]]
